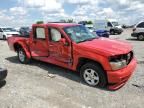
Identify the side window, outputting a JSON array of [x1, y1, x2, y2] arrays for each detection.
[[35, 27, 45, 39], [137, 22, 144, 28], [107, 22, 112, 27], [49, 28, 62, 42], [0, 28, 2, 32]]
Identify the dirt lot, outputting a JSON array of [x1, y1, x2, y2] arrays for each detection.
[[0, 29, 144, 108]]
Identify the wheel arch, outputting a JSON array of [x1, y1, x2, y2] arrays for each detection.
[[138, 32, 144, 35], [14, 42, 31, 59], [77, 57, 108, 87], [14, 42, 22, 52], [76, 57, 106, 73], [110, 28, 115, 32]]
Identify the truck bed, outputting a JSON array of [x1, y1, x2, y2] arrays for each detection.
[[7, 35, 30, 51]]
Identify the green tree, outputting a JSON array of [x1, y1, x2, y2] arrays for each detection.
[[87, 20, 93, 24], [67, 19, 74, 23], [60, 19, 74, 23], [36, 21, 44, 24]]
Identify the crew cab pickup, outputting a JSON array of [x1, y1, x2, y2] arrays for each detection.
[[7, 23, 137, 90]]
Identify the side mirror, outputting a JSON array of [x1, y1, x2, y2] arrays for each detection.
[[60, 38, 69, 46]]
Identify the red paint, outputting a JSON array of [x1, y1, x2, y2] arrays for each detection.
[[7, 23, 137, 90]]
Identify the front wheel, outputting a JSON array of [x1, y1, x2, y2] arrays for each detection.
[[80, 62, 107, 88], [17, 48, 30, 64]]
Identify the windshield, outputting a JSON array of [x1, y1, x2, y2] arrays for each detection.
[[2, 28, 17, 32], [94, 22, 107, 30], [111, 22, 119, 26], [64, 25, 98, 43]]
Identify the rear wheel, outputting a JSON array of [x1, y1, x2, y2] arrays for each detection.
[[137, 34, 144, 41], [17, 48, 30, 64], [80, 62, 107, 88]]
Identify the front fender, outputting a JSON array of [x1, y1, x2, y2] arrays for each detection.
[[73, 49, 111, 71]]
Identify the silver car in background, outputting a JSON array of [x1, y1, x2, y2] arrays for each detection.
[[0, 27, 19, 40]]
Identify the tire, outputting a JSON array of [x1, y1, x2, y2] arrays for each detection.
[[118, 32, 122, 35], [137, 34, 144, 41], [80, 62, 107, 88], [110, 30, 115, 35], [3, 35, 6, 40], [17, 48, 30, 64]]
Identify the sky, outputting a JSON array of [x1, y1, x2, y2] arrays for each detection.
[[0, 0, 144, 27]]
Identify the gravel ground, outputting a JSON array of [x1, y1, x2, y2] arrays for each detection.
[[0, 29, 144, 108]]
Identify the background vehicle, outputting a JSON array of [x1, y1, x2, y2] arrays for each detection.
[[131, 21, 144, 41], [81, 22, 109, 38], [19, 27, 31, 37], [85, 24, 94, 32], [94, 30, 109, 38], [94, 19, 123, 35], [7, 23, 136, 90], [0, 27, 19, 40]]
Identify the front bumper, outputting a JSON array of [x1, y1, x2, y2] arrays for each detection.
[[107, 57, 137, 90], [114, 28, 123, 34], [131, 33, 138, 37], [97, 33, 109, 38]]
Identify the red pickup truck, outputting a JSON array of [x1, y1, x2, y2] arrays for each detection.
[[7, 23, 137, 90]]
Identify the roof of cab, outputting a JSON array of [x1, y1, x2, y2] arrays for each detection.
[[32, 23, 80, 28]]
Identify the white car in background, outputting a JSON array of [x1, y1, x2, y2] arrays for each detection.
[[0, 27, 19, 40], [131, 21, 144, 40], [94, 19, 123, 35]]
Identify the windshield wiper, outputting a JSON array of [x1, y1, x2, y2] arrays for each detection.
[[86, 38, 96, 41]]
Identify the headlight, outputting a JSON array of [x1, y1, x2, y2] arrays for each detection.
[[110, 60, 127, 70], [109, 52, 133, 70], [109, 55, 127, 70]]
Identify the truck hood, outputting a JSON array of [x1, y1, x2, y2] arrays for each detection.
[[78, 38, 132, 57], [115, 25, 122, 29]]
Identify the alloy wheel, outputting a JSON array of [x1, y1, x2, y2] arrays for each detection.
[[83, 68, 100, 86]]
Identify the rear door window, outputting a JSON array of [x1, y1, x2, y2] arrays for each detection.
[[35, 27, 46, 39], [49, 28, 62, 42]]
